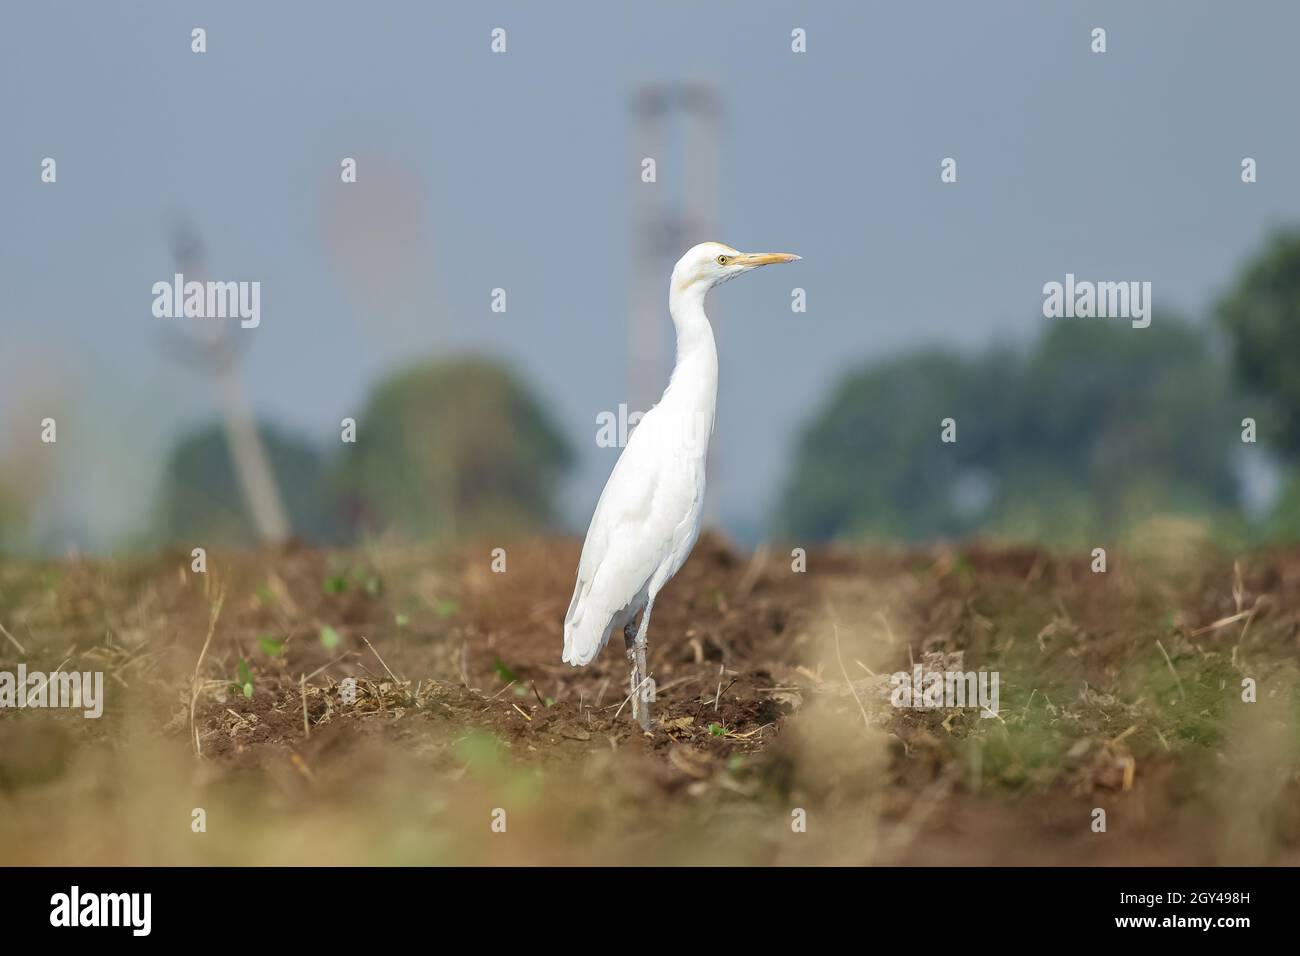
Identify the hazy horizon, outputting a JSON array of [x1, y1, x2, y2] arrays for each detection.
[[4, 1, 1300, 553]]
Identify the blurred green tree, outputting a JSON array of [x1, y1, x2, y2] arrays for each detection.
[[332, 358, 572, 539], [0, 481, 24, 552], [156, 421, 339, 546], [1216, 229, 1300, 456], [1266, 474, 1300, 540], [993, 318, 1237, 540], [778, 317, 1238, 545], [776, 348, 1019, 540]]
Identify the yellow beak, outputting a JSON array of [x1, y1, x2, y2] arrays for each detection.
[[735, 252, 801, 267]]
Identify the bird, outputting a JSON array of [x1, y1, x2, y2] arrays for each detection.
[[563, 242, 800, 731]]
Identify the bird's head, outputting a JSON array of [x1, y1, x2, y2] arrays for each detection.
[[671, 241, 800, 294]]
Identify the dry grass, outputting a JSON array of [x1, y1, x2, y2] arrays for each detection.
[[1, 534, 1298, 865]]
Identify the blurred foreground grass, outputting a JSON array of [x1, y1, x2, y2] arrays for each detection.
[[1, 529, 1297, 865]]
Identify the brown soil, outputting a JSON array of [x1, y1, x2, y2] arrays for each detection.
[[1, 533, 1297, 865]]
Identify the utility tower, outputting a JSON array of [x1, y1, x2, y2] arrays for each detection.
[[159, 221, 290, 544], [627, 81, 721, 415], [628, 82, 722, 526]]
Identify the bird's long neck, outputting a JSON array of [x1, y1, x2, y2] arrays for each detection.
[[659, 281, 718, 437]]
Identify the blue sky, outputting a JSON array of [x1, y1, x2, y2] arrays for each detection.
[[3, 1, 1299, 550]]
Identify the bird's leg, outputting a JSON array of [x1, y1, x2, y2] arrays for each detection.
[[634, 639, 650, 732], [632, 598, 656, 732], [624, 618, 640, 722]]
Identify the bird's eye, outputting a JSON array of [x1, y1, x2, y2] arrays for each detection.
[[717, 255, 728, 265]]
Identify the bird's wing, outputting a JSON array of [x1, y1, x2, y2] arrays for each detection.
[[563, 409, 690, 665]]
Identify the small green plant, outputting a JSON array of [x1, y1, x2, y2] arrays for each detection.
[[319, 625, 342, 649], [235, 659, 254, 699], [323, 567, 381, 597], [492, 657, 519, 684], [258, 635, 284, 656]]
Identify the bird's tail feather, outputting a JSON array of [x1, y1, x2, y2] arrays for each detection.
[[563, 585, 616, 667], [562, 611, 615, 667]]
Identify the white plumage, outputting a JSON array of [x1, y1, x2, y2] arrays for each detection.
[[563, 241, 800, 729]]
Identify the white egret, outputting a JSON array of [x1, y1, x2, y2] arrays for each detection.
[[563, 242, 800, 730]]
